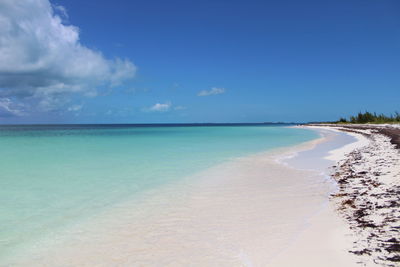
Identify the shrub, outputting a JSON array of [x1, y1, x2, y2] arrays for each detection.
[[337, 111, 400, 124]]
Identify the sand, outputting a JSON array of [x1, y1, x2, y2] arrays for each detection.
[[5, 127, 375, 267], [270, 126, 375, 267], [320, 125, 400, 266]]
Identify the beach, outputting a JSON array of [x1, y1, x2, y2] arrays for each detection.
[[2, 0, 399, 265], [1, 125, 398, 266], [312, 124, 400, 266]]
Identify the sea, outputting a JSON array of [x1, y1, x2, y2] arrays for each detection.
[[0, 124, 319, 263]]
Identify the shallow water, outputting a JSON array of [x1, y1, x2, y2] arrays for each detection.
[[285, 129, 356, 172], [0, 125, 318, 262]]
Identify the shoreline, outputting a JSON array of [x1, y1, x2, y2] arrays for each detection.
[[311, 124, 400, 266], [4, 127, 372, 266], [270, 126, 370, 267]]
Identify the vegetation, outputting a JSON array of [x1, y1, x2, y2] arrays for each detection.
[[336, 111, 400, 124]]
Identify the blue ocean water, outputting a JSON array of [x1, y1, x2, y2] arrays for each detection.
[[0, 124, 318, 260]]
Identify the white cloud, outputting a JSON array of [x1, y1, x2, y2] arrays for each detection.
[[0, 0, 136, 112], [147, 102, 172, 112], [52, 4, 68, 20], [67, 104, 83, 112], [197, 87, 225, 96], [0, 98, 25, 117], [143, 102, 187, 113]]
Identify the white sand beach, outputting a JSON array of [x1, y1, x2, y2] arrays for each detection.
[[7, 127, 382, 267], [2, 0, 399, 266], [315, 124, 400, 266]]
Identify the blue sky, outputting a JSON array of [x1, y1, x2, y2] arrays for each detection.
[[0, 0, 399, 123]]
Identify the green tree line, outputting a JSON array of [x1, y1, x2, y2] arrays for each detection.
[[337, 111, 400, 124]]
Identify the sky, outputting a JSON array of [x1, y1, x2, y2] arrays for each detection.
[[0, 0, 399, 123]]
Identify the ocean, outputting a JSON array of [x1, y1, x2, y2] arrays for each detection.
[[0, 124, 318, 263]]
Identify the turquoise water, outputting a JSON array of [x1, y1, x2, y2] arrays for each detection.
[[0, 124, 318, 260]]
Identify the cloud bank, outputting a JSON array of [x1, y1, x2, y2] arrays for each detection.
[[197, 87, 225, 96], [0, 0, 136, 115], [0, 98, 25, 117]]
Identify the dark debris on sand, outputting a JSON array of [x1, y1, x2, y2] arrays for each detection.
[[325, 125, 400, 266]]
